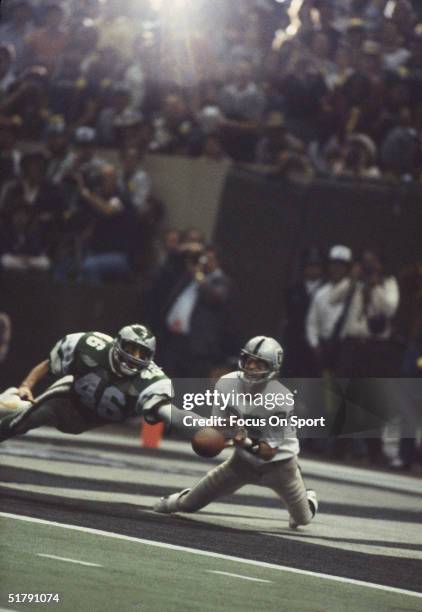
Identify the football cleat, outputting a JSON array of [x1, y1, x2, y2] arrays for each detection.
[[289, 489, 318, 529], [153, 488, 191, 514]]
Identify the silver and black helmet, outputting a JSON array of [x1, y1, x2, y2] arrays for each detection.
[[239, 336, 283, 384]]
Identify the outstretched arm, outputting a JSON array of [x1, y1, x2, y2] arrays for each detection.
[[17, 359, 50, 402]]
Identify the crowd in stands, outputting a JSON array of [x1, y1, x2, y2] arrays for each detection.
[[1, 0, 422, 171], [0, 1, 421, 469], [1, 0, 422, 279]]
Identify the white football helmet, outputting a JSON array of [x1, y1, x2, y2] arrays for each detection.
[[112, 324, 156, 376], [239, 336, 283, 384]]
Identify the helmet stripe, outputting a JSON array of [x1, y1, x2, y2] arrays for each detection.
[[253, 338, 266, 354]]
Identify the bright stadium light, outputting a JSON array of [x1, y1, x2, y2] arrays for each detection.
[[150, 0, 164, 11], [174, 0, 190, 8], [151, 0, 191, 11]]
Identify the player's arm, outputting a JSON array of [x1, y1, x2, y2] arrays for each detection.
[[148, 400, 203, 436], [138, 378, 202, 436], [18, 333, 84, 402], [17, 359, 50, 401]]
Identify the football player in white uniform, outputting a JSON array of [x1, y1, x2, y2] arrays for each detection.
[[154, 336, 318, 529], [0, 324, 190, 441]]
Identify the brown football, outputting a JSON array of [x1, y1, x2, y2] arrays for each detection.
[[191, 427, 226, 458]]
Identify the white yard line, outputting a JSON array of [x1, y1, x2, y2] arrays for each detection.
[[1, 512, 422, 599], [207, 570, 272, 583], [37, 554, 102, 567]]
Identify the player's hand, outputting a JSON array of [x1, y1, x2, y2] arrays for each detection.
[[255, 441, 277, 461], [17, 385, 34, 402], [233, 432, 247, 445]]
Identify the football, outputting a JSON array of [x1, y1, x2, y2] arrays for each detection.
[[191, 427, 226, 458]]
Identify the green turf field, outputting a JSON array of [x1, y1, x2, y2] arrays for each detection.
[[0, 517, 421, 612]]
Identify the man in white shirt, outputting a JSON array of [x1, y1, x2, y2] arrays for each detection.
[[306, 245, 353, 371], [333, 249, 400, 378]]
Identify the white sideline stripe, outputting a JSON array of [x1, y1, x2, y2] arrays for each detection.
[[207, 570, 272, 583], [1, 513, 422, 599], [37, 553, 102, 567]]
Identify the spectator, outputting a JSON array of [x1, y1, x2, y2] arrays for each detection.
[[335, 250, 400, 377], [255, 112, 304, 166], [96, 84, 132, 146], [283, 248, 325, 377], [83, 46, 126, 93], [273, 151, 315, 184], [160, 243, 232, 377], [380, 107, 421, 179], [0, 65, 50, 139], [0, 1, 33, 70], [118, 146, 151, 219], [78, 163, 135, 284], [278, 55, 328, 144], [0, 45, 16, 97], [0, 202, 52, 273], [64, 126, 105, 189], [332, 133, 381, 179], [49, 37, 99, 130], [391, 0, 417, 40], [23, 3, 68, 73], [149, 92, 203, 157], [0, 149, 61, 225], [332, 249, 400, 464], [306, 245, 353, 372], [217, 60, 266, 161], [0, 124, 21, 185], [0, 150, 63, 273], [114, 110, 150, 151], [380, 18, 411, 71], [44, 118, 74, 185], [51, 128, 106, 281]]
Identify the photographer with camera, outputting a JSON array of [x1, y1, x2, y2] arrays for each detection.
[[154, 241, 232, 378], [332, 250, 400, 377], [330, 250, 400, 464]]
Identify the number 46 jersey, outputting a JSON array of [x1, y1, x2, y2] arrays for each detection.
[[49, 332, 172, 423]]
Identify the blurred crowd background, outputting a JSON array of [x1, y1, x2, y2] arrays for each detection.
[[0, 0, 422, 471]]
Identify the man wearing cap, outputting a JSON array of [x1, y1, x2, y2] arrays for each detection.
[[306, 245, 353, 372]]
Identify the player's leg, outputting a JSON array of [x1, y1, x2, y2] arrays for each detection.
[[0, 377, 99, 440], [261, 457, 317, 528], [154, 453, 256, 513], [0, 395, 102, 440], [0, 401, 60, 441]]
